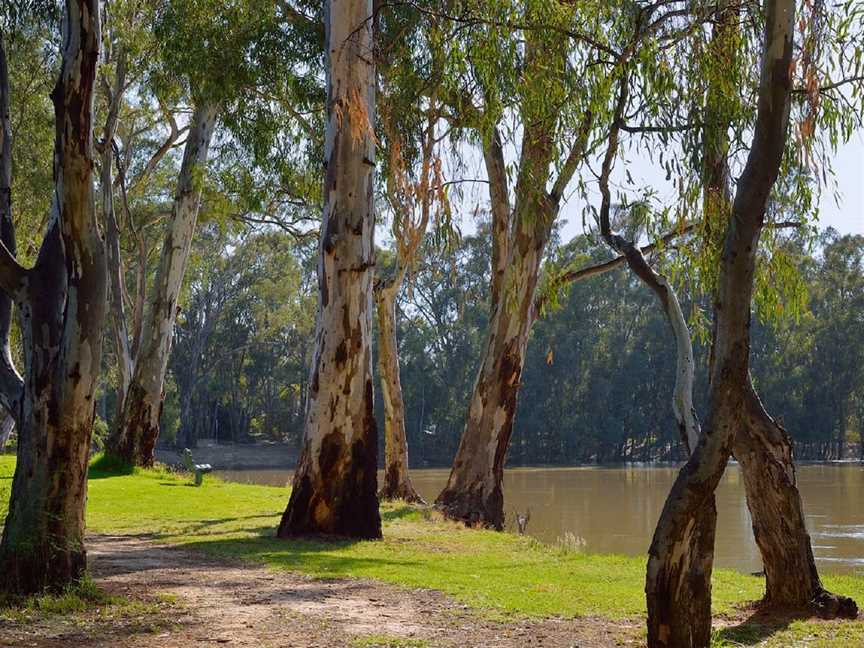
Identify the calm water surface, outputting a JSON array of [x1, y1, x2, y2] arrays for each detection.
[[216, 464, 864, 575]]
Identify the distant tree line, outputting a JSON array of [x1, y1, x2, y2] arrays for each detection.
[[155, 225, 863, 465]]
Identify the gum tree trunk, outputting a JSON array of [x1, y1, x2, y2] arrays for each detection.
[[376, 280, 424, 503], [277, 0, 381, 539], [433, 211, 551, 529], [735, 383, 856, 615], [100, 52, 133, 417], [108, 103, 217, 467], [434, 34, 586, 529], [0, 0, 107, 594], [435, 39, 564, 529], [646, 2, 796, 644], [700, 3, 855, 618]]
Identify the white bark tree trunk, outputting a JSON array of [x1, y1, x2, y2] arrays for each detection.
[[278, 0, 381, 539], [109, 103, 218, 467]]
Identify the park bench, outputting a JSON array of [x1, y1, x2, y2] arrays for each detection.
[[182, 448, 212, 486]]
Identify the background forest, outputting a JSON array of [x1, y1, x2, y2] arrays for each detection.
[[152, 223, 864, 464]]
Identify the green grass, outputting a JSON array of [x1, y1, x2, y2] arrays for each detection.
[[1, 454, 863, 646], [0, 576, 116, 618]]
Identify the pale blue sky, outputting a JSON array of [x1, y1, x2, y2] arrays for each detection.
[[434, 128, 864, 247], [553, 133, 864, 242]]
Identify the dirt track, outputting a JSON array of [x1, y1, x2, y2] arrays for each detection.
[[1, 535, 641, 647]]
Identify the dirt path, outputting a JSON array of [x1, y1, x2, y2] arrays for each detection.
[[1, 535, 641, 648]]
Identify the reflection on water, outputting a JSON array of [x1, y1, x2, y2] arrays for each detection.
[[216, 463, 864, 574]]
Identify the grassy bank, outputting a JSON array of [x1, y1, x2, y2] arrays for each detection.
[[1, 454, 863, 646]]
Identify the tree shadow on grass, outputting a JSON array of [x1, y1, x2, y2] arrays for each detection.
[[92, 529, 420, 582], [714, 608, 794, 646]]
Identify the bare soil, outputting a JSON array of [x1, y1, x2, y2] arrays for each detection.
[[0, 535, 642, 648]]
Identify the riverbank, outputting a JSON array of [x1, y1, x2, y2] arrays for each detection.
[[1, 455, 863, 647]]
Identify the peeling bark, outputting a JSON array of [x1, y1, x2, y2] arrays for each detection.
[[735, 382, 856, 616], [277, 0, 381, 539], [0, 0, 107, 594], [646, 2, 802, 644], [109, 103, 218, 467], [436, 47, 563, 530], [698, 3, 856, 619], [435, 36, 579, 530], [376, 281, 423, 503]]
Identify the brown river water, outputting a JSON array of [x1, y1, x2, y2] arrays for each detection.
[[216, 463, 864, 575]]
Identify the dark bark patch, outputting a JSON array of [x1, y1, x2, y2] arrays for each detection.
[[334, 341, 347, 366], [319, 429, 345, 483]]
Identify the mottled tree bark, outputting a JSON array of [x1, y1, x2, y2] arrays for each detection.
[[376, 279, 423, 503], [434, 35, 589, 529], [435, 38, 568, 530], [0, 0, 107, 594], [484, 126, 511, 311], [700, 3, 855, 618], [277, 0, 381, 539], [108, 103, 217, 467], [646, 2, 798, 644], [735, 383, 856, 616]]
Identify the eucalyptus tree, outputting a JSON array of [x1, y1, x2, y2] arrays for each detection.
[[373, 6, 456, 502], [432, 0, 597, 529], [107, 0, 316, 466], [435, 0, 721, 530], [375, 111, 441, 503], [0, 0, 107, 593], [646, 0, 862, 643], [277, 0, 381, 538]]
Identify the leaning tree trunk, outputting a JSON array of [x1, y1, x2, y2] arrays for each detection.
[[0, 0, 107, 594], [435, 113, 559, 528], [109, 103, 217, 467], [646, 2, 799, 644], [433, 211, 551, 529], [434, 35, 568, 529], [277, 0, 381, 539], [699, 2, 855, 618], [376, 280, 424, 503], [735, 383, 856, 616]]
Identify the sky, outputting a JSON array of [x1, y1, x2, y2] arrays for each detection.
[[554, 133, 864, 242], [434, 129, 864, 248]]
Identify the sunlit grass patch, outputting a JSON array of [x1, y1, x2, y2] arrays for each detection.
[[0, 576, 116, 620], [351, 635, 430, 648]]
